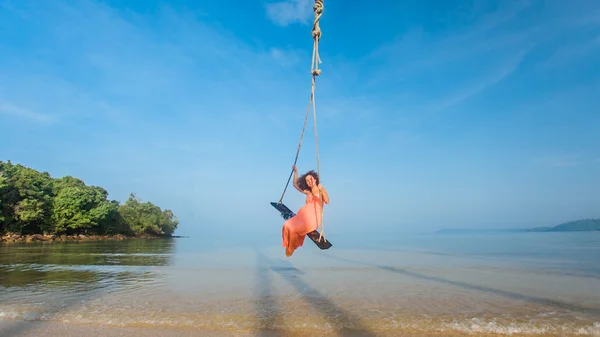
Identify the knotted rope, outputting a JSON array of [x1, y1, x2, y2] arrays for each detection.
[[311, 0, 323, 77]]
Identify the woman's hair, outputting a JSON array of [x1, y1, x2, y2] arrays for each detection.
[[297, 170, 319, 191]]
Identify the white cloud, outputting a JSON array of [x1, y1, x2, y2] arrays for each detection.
[[0, 102, 54, 124], [0, 0, 312, 132], [536, 35, 600, 70], [363, 1, 535, 80], [427, 47, 530, 112], [269, 47, 305, 67], [265, 0, 313, 26], [353, 0, 600, 121], [534, 156, 584, 167]]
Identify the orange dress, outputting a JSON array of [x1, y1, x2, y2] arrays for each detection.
[[282, 193, 323, 254]]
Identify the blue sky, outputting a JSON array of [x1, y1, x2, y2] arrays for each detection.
[[1, 0, 599, 237]]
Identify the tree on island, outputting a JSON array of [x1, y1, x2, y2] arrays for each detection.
[[0, 160, 178, 237]]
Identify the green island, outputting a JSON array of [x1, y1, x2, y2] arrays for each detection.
[[0, 160, 179, 243]]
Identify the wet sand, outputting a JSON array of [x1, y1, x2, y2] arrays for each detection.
[[0, 319, 399, 337], [0, 320, 278, 337], [0, 319, 594, 337]]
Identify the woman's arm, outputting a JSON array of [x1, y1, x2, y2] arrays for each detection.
[[292, 165, 308, 194], [318, 184, 330, 204]]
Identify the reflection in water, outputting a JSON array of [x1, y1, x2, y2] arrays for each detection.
[[1, 239, 176, 265], [0, 239, 175, 288], [0, 239, 177, 336]]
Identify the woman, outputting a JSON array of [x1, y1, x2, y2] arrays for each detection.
[[282, 165, 330, 257]]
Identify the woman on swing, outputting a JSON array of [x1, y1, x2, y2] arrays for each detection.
[[282, 165, 330, 257]]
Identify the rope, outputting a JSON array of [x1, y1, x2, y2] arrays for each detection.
[[311, 0, 323, 77], [277, 95, 312, 204], [278, 0, 327, 242], [311, 0, 325, 242]]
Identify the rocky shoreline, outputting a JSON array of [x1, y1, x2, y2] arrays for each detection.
[[0, 233, 180, 243]]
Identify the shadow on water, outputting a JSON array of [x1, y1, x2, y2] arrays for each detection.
[[359, 244, 600, 281], [323, 253, 600, 317], [253, 249, 378, 337], [0, 238, 177, 336], [253, 249, 285, 337]]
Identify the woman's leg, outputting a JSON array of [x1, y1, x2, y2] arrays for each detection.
[[282, 220, 294, 256]]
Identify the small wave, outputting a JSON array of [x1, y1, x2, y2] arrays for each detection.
[[439, 318, 600, 336], [1, 307, 599, 336]]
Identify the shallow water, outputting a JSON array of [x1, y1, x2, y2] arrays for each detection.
[[1, 231, 599, 336]]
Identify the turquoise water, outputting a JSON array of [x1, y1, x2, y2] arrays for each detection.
[[1, 231, 599, 336]]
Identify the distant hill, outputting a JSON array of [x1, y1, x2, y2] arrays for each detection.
[[528, 219, 600, 232], [436, 219, 600, 234]]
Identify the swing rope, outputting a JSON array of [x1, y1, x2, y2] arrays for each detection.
[[277, 0, 326, 241], [311, 0, 323, 187], [277, 96, 312, 204]]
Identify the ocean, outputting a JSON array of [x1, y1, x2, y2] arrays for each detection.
[[1, 231, 599, 336]]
